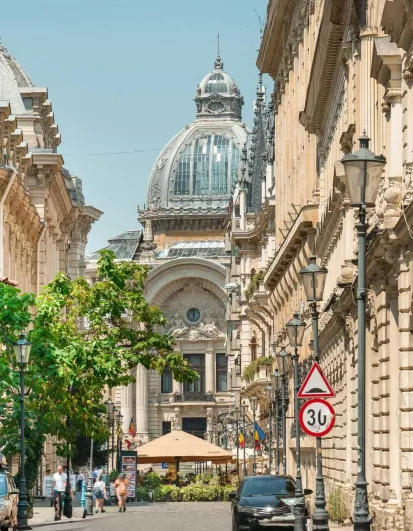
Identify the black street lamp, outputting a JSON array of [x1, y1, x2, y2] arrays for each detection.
[[116, 411, 123, 472], [275, 349, 291, 474], [342, 134, 385, 531], [265, 385, 275, 474], [300, 255, 328, 531], [249, 395, 259, 475], [233, 407, 240, 477], [14, 333, 31, 531], [270, 371, 281, 475], [240, 402, 248, 477], [104, 399, 114, 505], [84, 437, 94, 517], [286, 312, 306, 531], [64, 422, 73, 519]]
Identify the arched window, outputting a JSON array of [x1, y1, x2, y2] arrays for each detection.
[[174, 144, 192, 195], [173, 135, 240, 197], [205, 73, 227, 93], [250, 337, 257, 361]]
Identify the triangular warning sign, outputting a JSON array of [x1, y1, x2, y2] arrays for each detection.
[[297, 362, 335, 398]]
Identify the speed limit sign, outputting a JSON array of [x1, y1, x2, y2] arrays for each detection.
[[299, 398, 335, 437]]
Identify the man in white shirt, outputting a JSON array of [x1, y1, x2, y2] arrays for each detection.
[[52, 466, 67, 521]]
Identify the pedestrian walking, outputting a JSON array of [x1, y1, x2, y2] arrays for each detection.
[[93, 474, 106, 513], [52, 465, 67, 521], [114, 472, 129, 512]]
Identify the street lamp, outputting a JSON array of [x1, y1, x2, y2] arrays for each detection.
[[14, 333, 31, 531], [286, 313, 306, 531], [265, 385, 275, 474], [116, 411, 123, 472], [270, 371, 281, 475], [240, 402, 248, 477], [249, 395, 259, 475], [342, 134, 385, 531], [104, 399, 114, 505], [233, 407, 240, 477], [275, 349, 291, 474], [300, 256, 329, 531], [84, 436, 94, 517]]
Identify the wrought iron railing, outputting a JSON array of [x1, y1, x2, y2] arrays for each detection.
[[173, 391, 215, 403]]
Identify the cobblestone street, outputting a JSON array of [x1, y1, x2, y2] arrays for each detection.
[[31, 502, 232, 531]]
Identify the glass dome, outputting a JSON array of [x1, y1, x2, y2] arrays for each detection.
[[174, 134, 240, 197], [205, 73, 228, 93]]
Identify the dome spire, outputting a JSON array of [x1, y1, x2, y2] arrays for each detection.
[[214, 33, 224, 70]]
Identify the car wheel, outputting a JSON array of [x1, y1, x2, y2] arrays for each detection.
[[232, 515, 241, 531], [1, 525, 8, 531]]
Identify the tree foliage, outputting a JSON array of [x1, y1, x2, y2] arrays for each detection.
[[0, 251, 198, 491]]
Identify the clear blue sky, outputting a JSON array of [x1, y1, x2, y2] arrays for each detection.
[[2, 0, 269, 252]]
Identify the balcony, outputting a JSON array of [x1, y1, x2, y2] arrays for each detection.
[[243, 358, 273, 391], [172, 391, 216, 403]]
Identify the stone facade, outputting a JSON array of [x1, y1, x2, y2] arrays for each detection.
[[226, 1, 413, 529], [0, 44, 101, 486]]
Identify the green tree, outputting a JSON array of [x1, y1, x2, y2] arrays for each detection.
[[0, 251, 197, 497]]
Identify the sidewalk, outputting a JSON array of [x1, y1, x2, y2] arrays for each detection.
[[30, 505, 127, 528]]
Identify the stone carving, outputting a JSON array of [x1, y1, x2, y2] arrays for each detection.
[[318, 309, 334, 333], [157, 150, 170, 170], [403, 162, 413, 205], [149, 177, 161, 210], [168, 313, 189, 338]]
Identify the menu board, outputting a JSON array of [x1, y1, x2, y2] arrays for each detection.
[[121, 451, 137, 500]]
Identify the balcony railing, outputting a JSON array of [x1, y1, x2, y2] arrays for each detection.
[[173, 391, 216, 403]]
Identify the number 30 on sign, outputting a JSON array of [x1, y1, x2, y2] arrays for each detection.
[[299, 398, 335, 437]]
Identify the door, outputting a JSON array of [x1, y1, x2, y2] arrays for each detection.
[[182, 418, 207, 439]]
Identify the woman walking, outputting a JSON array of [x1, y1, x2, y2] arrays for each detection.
[[93, 474, 106, 513], [114, 472, 129, 512]]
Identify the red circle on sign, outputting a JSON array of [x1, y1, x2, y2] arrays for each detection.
[[299, 398, 335, 437]]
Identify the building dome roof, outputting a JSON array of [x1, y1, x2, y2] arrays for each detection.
[[0, 44, 33, 114], [141, 55, 248, 221]]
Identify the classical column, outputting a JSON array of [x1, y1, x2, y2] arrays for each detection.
[[135, 365, 148, 437], [121, 381, 133, 434], [205, 346, 215, 394], [358, 28, 378, 146]]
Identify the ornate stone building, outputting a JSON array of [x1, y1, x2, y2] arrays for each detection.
[[86, 54, 248, 446], [227, 0, 413, 529], [0, 44, 101, 480]]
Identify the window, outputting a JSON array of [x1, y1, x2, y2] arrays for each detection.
[[211, 136, 230, 195], [205, 73, 227, 93], [174, 144, 191, 195], [250, 337, 257, 361], [193, 137, 210, 195], [216, 354, 228, 392], [22, 97, 33, 111], [162, 421, 171, 435], [173, 135, 240, 197], [183, 354, 205, 392], [240, 477, 296, 497], [161, 368, 172, 393], [0, 473, 7, 497]]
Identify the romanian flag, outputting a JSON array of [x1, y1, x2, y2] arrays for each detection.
[[128, 417, 136, 437], [239, 431, 245, 449], [254, 422, 266, 451]]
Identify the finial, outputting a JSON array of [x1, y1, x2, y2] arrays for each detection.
[[256, 72, 264, 102], [214, 33, 224, 70]]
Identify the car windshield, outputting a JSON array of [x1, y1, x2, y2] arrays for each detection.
[[241, 477, 295, 497], [0, 473, 7, 497]]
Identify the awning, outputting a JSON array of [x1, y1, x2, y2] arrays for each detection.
[[137, 430, 234, 464]]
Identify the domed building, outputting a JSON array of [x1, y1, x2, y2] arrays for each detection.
[[86, 54, 249, 448]]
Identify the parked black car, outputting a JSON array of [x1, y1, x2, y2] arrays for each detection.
[[230, 475, 312, 530]]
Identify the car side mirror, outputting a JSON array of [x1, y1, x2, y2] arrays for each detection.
[[228, 491, 237, 500], [304, 489, 313, 496]]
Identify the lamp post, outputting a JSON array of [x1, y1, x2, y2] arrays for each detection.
[[286, 313, 306, 531], [84, 437, 94, 516], [104, 399, 114, 505], [64, 423, 73, 519], [233, 407, 240, 477], [342, 134, 385, 531], [265, 386, 275, 474], [240, 402, 248, 477], [249, 395, 258, 475], [300, 255, 328, 531], [116, 411, 123, 472], [270, 371, 281, 475], [14, 333, 31, 531], [275, 350, 291, 474]]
